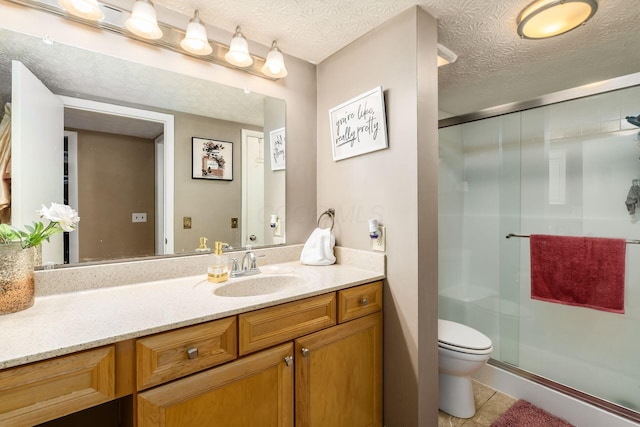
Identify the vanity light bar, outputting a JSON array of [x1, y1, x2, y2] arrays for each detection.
[[7, 0, 279, 80]]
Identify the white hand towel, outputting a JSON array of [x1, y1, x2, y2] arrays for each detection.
[[300, 227, 336, 266]]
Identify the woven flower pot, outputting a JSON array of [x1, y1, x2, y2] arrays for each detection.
[[0, 242, 36, 315]]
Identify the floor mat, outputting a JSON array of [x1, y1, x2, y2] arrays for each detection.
[[491, 399, 574, 427]]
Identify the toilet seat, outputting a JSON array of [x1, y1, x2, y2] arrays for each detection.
[[438, 319, 492, 355]]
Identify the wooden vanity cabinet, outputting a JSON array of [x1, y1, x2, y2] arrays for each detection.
[[137, 343, 294, 427], [0, 345, 116, 426], [295, 283, 383, 427], [136, 281, 382, 427], [1, 280, 382, 426]]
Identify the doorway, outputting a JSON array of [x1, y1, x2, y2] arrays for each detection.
[[241, 129, 265, 247], [61, 96, 175, 260]]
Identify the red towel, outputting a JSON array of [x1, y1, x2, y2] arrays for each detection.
[[530, 235, 625, 314]]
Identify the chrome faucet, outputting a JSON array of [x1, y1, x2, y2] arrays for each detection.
[[230, 250, 264, 277], [242, 250, 258, 274]]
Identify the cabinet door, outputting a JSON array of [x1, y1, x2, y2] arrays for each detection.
[[138, 342, 293, 427], [0, 346, 115, 426], [295, 312, 382, 427]]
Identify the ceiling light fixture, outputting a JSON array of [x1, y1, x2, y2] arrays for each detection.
[[225, 26, 253, 67], [15, 0, 287, 79], [58, 0, 103, 21], [517, 0, 598, 39], [262, 41, 288, 78], [180, 9, 212, 55], [437, 44, 457, 67], [125, 0, 163, 40]]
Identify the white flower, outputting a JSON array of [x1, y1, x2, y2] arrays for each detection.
[[1, 203, 80, 249], [39, 203, 80, 232]]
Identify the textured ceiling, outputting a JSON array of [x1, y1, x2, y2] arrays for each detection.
[[152, 0, 423, 65], [2, 0, 639, 121], [151, 0, 640, 116]]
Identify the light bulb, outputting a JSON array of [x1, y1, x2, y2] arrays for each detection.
[[125, 0, 163, 40], [225, 26, 253, 67], [180, 10, 212, 55], [58, 0, 104, 20], [261, 41, 288, 78]]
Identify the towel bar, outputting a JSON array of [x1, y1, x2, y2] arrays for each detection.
[[317, 209, 335, 231], [506, 233, 640, 245]]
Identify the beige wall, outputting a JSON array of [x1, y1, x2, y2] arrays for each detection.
[[173, 111, 261, 252], [0, 3, 318, 245], [317, 6, 439, 426], [4, 5, 442, 424], [75, 129, 155, 261]]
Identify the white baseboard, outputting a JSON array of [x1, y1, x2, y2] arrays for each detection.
[[473, 364, 640, 427]]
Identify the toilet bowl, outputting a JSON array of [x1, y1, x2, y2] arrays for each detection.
[[438, 319, 493, 419]]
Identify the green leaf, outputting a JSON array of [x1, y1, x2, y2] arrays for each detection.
[[0, 224, 18, 242]]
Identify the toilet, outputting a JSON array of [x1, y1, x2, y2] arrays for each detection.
[[438, 319, 493, 418]]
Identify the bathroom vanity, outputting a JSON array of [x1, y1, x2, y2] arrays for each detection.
[[0, 246, 385, 427]]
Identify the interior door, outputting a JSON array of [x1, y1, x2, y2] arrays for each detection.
[[242, 129, 265, 247], [11, 60, 64, 264]]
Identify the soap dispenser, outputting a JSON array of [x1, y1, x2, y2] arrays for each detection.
[[208, 241, 229, 283], [195, 236, 211, 252]]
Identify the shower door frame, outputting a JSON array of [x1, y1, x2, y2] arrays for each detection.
[[438, 71, 640, 425]]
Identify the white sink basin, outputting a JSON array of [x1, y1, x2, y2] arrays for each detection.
[[213, 274, 306, 297]]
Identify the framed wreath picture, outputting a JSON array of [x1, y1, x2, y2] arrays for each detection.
[[192, 137, 233, 181]]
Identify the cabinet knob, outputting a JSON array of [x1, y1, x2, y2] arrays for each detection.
[[301, 347, 310, 357], [187, 347, 199, 360], [284, 355, 293, 366], [360, 297, 369, 306]]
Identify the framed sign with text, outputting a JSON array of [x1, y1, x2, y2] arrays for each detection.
[[269, 127, 286, 171], [329, 86, 388, 161]]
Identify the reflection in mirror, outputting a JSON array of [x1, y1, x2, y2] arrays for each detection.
[[0, 28, 286, 266]]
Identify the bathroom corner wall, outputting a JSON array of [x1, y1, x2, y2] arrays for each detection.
[[316, 6, 439, 426]]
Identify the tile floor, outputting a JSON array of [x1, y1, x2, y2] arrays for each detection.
[[438, 381, 518, 427]]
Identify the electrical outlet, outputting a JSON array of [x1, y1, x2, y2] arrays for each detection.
[[274, 219, 282, 237], [132, 213, 147, 223], [372, 225, 385, 252]]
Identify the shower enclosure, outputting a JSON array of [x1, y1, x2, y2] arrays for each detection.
[[438, 81, 640, 416]]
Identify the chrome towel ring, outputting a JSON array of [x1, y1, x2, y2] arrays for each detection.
[[317, 208, 335, 231]]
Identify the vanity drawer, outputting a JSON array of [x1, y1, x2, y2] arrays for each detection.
[[136, 317, 237, 390], [238, 293, 336, 355], [338, 281, 383, 323], [0, 346, 115, 426]]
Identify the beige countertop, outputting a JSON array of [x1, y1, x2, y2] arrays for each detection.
[[0, 247, 385, 370]]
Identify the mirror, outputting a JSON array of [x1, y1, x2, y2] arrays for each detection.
[[0, 28, 286, 266]]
